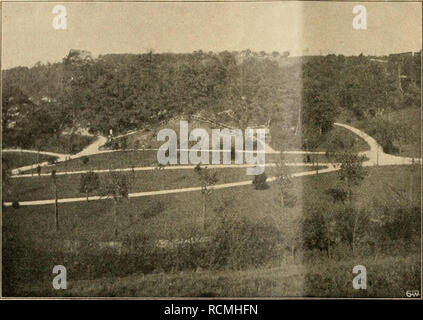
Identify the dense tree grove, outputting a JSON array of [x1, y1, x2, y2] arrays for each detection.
[[2, 50, 421, 152]]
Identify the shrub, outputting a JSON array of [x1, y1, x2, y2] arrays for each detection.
[[12, 201, 20, 209], [252, 172, 269, 190], [303, 210, 332, 254], [133, 140, 140, 150], [381, 206, 420, 242], [208, 213, 282, 270], [121, 137, 128, 149], [81, 156, 89, 165], [325, 187, 348, 204], [79, 171, 100, 200]]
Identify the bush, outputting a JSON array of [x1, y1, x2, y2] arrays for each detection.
[[121, 137, 128, 149], [81, 156, 89, 165], [208, 213, 282, 270], [304, 207, 372, 255], [133, 140, 140, 150], [380, 206, 420, 243], [303, 210, 332, 254], [252, 173, 269, 190], [325, 187, 348, 204], [12, 201, 20, 209]]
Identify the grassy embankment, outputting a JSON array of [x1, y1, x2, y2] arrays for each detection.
[[3, 164, 420, 297], [2, 152, 57, 169]]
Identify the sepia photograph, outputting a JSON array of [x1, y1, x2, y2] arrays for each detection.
[[1, 0, 422, 300]]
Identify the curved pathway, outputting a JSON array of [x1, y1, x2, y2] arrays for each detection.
[[334, 123, 421, 166], [5, 136, 108, 175], [74, 136, 108, 158], [11, 162, 322, 178], [3, 149, 70, 175], [2, 149, 69, 159], [3, 164, 337, 207], [3, 122, 420, 207]]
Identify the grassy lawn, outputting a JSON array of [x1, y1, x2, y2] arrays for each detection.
[[106, 118, 369, 156], [3, 165, 420, 297], [4, 165, 420, 242], [24, 149, 327, 174], [303, 164, 421, 211], [269, 125, 370, 154], [106, 119, 232, 150], [3, 170, 303, 241], [5, 165, 319, 202], [33, 150, 160, 173], [3, 134, 95, 155], [2, 152, 57, 169], [39, 134, 95, 155]]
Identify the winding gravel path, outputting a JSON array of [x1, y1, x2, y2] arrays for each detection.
[[5, 136, 108, 174], [334, 123, 420, 166], [3, 123, 420, 207]]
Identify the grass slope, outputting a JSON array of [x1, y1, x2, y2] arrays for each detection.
[[2, 152, 57, 169], [3, 164, 420, 297]]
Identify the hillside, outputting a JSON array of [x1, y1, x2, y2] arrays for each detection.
[[3, 50, 420, 154]]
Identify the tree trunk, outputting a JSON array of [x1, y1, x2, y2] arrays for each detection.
[[202, 192, 207, 232], [54, 183, 59, 232], [113, 200, 118, 238], [295, 105, 301, 136], [316, 155, 319, 175], [280, 188, 284, 211], [352, 214, 359, 253], [409, 173, 413, 202], [86, 190, 89, 202], [346, 178, 353, 204], [398, 64, 403, 95], [291, 245, 296, 262]]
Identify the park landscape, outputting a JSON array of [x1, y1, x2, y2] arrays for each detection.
[[1, 48, 421, 297]]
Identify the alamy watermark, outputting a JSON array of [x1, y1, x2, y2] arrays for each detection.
[[52, 5, 67, 30], [156, 121, 266, 175], [52, 265, 67, 289], [352, 265, 367, 290]]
